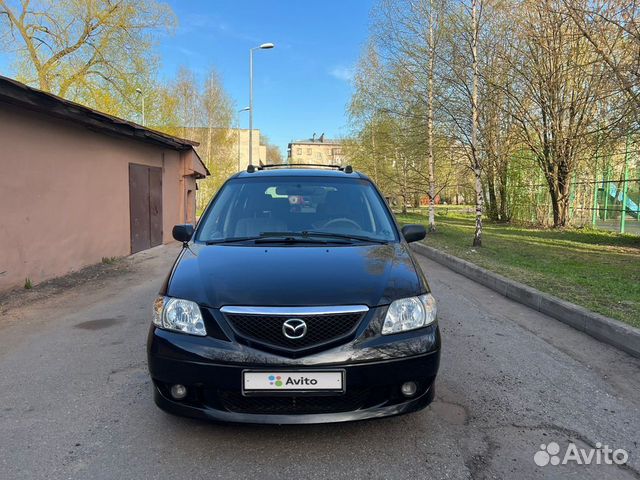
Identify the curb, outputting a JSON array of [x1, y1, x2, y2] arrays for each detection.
[[411, 242, 640, 359]]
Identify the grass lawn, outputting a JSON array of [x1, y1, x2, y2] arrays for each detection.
[[396, 207, 640, 328]]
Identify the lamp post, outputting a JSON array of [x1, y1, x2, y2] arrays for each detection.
[[249, 42, 274, 167], [135, 88, 145, 126], [237, 106, 250, 171]]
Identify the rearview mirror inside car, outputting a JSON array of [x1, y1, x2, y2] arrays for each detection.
[[172, 224, 194, 243], [401, 224, 426, 243]]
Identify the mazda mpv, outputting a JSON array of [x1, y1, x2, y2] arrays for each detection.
[[147, 164, 441, 424]]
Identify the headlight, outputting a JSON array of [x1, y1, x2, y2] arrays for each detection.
[[152, 296, 206, 336], [381, 293, 437, 335]]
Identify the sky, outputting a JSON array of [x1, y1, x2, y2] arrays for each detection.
[[0, 0, 374, 155], [159, 0, 373, 154]]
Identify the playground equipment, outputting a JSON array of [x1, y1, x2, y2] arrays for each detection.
[[606, 183, 639, 219]]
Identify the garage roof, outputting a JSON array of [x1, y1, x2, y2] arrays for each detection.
[[0, 75, 199, 151]]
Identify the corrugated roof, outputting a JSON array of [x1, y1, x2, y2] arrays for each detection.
[[0, 75, 199, 151]]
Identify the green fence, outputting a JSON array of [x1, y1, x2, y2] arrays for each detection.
[[504, 179, 640, 235], [501, 143, 640, 235]]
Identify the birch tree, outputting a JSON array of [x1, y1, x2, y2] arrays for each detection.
[[470, 0, 483, 245], [439, 0, 485, 245], [370, 0, 446, 229]]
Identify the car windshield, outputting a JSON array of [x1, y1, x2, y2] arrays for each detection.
[[195, 176, 398, 243]]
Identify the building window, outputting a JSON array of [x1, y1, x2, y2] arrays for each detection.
[[307, 148, 312, 155], [317, 152, 322, 160], [297, 148, 302, 155]]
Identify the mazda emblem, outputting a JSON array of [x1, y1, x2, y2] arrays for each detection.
[[282, 318, 307, 339]]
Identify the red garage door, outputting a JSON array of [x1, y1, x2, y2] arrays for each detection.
[[129, 164, 163, 254]]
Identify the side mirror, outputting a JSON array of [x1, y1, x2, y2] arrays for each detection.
[[172, 224, 194, 243], [401, 224, 426, 243]]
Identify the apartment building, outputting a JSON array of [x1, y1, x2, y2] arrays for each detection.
[[287, 133, 344, 165]]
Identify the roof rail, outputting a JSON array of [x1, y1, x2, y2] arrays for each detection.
[[247, 163, 354, 173]]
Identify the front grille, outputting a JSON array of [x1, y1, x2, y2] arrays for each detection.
[[224, 312, 365, 351], [218, 389, 373, 414]]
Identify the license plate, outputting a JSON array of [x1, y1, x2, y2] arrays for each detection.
[[243, 370, 344, 392]]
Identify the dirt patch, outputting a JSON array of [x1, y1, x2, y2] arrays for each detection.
[[0, 258, 131, 317]]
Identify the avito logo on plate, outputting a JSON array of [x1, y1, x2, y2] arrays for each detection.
[[268, 375, 283, 387]]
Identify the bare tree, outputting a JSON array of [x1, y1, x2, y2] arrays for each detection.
[[366, 0, 447, 228], [478, 1, 519, 222], [349, 0, 628, 233], [0, 0, 175, 116], [438, 0, 485, 245], [260, 135, 283, 164], [171, 67, 201, 139], [562, 0, 640, 121], [501, 0, 611, 226]]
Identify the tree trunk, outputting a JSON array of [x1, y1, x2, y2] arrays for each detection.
[[471, 0, 483, 247], [403, 152, 409, 214], [549, 185, 561, 227], [487, 171, 498, 221], [498, 180, 508, 221], [427, 0, 436, 232], [557, 160, 570, 227], [498, 162, 508, 221], [545, 161, 571, 227]]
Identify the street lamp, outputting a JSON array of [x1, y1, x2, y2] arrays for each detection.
[[135, 88, 145, 127], [249, 42, 275, 167], [237, 106, 250, 171]]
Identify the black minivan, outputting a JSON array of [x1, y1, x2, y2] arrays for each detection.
[[147, 165, 440, 424]]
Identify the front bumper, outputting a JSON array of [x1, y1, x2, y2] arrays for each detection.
[[147, 307, 440, 424]]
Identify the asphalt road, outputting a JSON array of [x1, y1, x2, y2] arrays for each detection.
[[0, 244, 638, 480]]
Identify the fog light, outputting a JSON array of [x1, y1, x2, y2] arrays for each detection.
[[401, 381, 417, 397], [170, 384, 187, 400]]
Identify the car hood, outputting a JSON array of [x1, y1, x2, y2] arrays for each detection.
[[165, 243, 426, 308]]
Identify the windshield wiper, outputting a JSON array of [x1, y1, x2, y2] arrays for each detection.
[[253, 237, 332, 244], [205, 232, 349, 245], [253, 231, 353, 244], [205, 236, 262, 245], [300, 230, 389, 244]]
